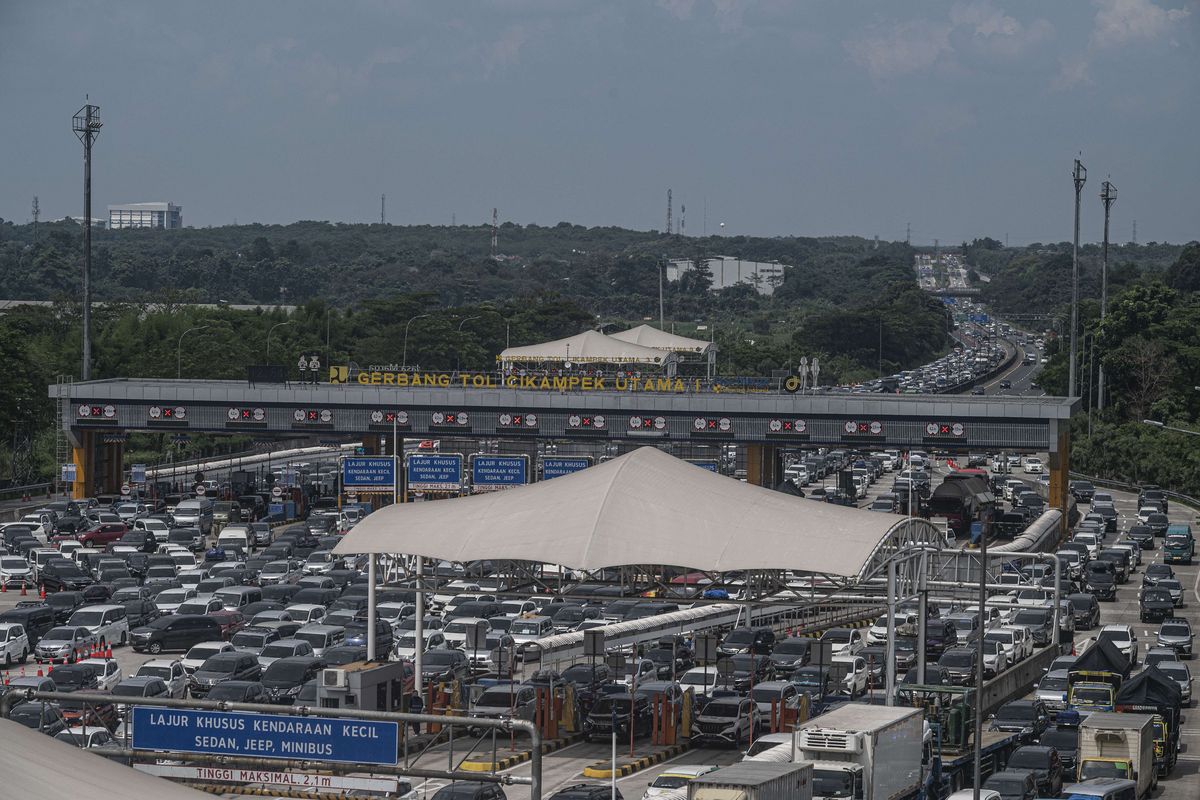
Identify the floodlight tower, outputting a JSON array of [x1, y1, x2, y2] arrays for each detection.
[[73, 101, 102, 381]]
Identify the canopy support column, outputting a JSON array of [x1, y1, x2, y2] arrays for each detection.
[[745, 445, 779, 487]]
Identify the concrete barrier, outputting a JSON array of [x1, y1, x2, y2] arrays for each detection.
[[981, 644, 1060, 715]]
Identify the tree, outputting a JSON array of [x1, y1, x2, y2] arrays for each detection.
[[1165, 242, 1200, 293]]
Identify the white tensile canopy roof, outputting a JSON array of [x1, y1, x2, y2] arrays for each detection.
[[608, 324, 715, 356], [499, 330, 669, 365], [335, 447, 938, 579], [0, 718, 212, 800]]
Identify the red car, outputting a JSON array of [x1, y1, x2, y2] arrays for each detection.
[[78, 522, 129, 548], [209, 610, 247, 639]]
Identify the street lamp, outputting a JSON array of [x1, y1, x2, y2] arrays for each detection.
[[476, 307, 511, 349], [456, 315, 481, 332], [266, 321, 293, 362], [1143, 419, 1200, 437], [454, 316, 481, 373], [177, 325, 210, 379], [401, 314, 430, 369]]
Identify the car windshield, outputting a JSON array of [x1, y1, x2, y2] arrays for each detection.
[[1161, 623, 1191, 636], [592, 697, 634, 713], [750, 686, 788, 702], [1081, 762, 1127, 779], [812, 770, 854, 798], [700, 702, 743, 717], [44, 627, 78, 641], [50, 667, 91, 690], [948, 617, 975, 631], [1012, 612, 1048, 625], [69, 611, 108, 627], [562, 665, 604, 683], [999, 704, 1036, 721], [680, 671, 715, 687], [423, 652, 459, 666], [475, 689, 518, 707], [138, 665, 173, 680], [650, 776, 694, 789], [264, 661, 311, 682], [232, 632, 268, 648], [201, 656, 241, 674], [208, 683, 251, 701], [941, 652, 974, 667], [724, 629, 755, 644], [511, 621, 544, 635], [177, 603, 211, 615], [159, 590, 190, 602], [186, 645, 226, 660], [774, 639, 811, 655], [262, 643, 299, 658], [113, 682, 153, 697], [1072, 687, 1112, 704], [0, 558, 27, 569]]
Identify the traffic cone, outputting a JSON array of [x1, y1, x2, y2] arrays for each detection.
[[1, 579, 6, 593], [20, 583, 26, 597], [39, 586, 46, 599], [106, 646, 113, 659], [47, 664, 53, 674], [36, 668, 43, 677]]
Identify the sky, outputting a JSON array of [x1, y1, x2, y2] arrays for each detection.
[[1, 0, 1196, 244]]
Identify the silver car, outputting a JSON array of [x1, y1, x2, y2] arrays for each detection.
[[1155, 662, 1192, 705], [1156, 620, 1193, 659], [1035, 669, 1070, 713]]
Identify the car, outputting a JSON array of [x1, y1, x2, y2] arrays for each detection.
[[130, 615, 224, 654], [1006, 745, 1064, 796], [1158, 578, 1184, 607], [8, 701, 70, 735], [819, 627, 865, 656], [1070, 481, 1096, 503], [181, 640, 236, 674], [982, 769, 1038, 800], [111, 676, 170, 708], [690, 696, 760, 747], [261, 655, 326, 704], [989, 699, 1049, 738], [1034, 669, 1070, 714], [1126, 525, 1155, 549], [54, 725, 116, 749], [1022, 457, 1043, 474], [33, 626, 97, 664], [1140, 587, 1175, 622], [718, 626, 776, 656], [135, 659, 190, 698], [938, 647, 979, 686], [981, 638, 1009, 679], [1039, 725, 1081, 772], [256, 637, 315, 669], [1156, 619, 1193, 658], [420, 648, 471, 684], [1144, 646, 1178, 669], [206, 679, 269, 703], [429, 782, 507, 800], [1155, 661, 1192, 706], [1142, 562, 1174, 586], [641, 766, 720, 800], [76, 657, 122, 691], [1098, 624, 1138, 666], [768, 636, 815, 675], [190, 651, 263, 697], [0, 622, 31, 667], [66, 604, 129, 649]]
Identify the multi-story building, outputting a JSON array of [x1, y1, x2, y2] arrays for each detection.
[[107, 202, 182, 230]]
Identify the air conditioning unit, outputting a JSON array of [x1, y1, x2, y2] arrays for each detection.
[[800, 728, 864, 754], [322, 668, 348, 689]]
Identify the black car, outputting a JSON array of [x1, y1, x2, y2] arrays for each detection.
[[768, 637, 815, 675], [1084, 562, 1117, 601], [207, 680, 269, 703], [430, 782, 507, 800], [1142, 563, 1175, 586], [191, 652, 263, 697], [645, 645, 694, 679], [118, 530, 158, 553], [1127, 525, 1156, 549], [550, 784, 622, 800], [1067, 593, 1101, 629], [124, 599, 161, 628], [344, 620, 394, 652], [1145, 513, 1170, 537], [1070, 481, 1096, 503], [1038, 725, 1080, 772], [322, 645, 369, 666], [990, 699, 1050, 739], [130, 615, 224, 653], [48, 663, 101, 692], [262, 656, 326, 704], [44, 592, 87, 624], [39, 562, 94, 593], [1006, 745, 1064, 797], [982, 769, 1038, 800], [420, 649, 470, 684], [720, 654, 775, 691], [718, 626, 776, 656], [583, 692, 653, 742], [8, 701, 69, 735], [1140, 587, 1175, 622]]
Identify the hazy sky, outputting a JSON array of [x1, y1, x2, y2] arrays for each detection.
[[2, 1, 1196, 244]]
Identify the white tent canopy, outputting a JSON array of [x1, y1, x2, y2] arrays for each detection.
[[608, 324, 715, 356], [498, 330, 670, 365], [335, 447, 940, 579]]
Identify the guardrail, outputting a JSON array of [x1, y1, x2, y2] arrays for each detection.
[[0, 482, 51, 503], [937, 335, 1019, 396], [1069, 471, 1200, 513]]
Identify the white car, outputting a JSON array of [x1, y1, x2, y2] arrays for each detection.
[[0, 622, 31, 667], [394, 630, 447, 660], [642, 765, 721, 800], [679, 666, 720, 698], [182, 641, 235, 675], [285, 604, 328, 625], [0, 556, 34, 588], [981, 639, 1009, 678], [77, 657, 122, 691], [983, 627, 1022, 665], [154, 587, 197, 615], [831, 654, 869, 697], [1099, 624, 1139, 666], [133, 518, 171, 543], [1022, 458, 1043, 474], [136, 659, 189, 698], [1136, 507, 1160, 525], [821, 627, 866, 657]]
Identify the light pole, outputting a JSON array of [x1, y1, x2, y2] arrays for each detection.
[[454, 316, 481, 373], [1099, 180, 1117, 411], [401, 314, 430, 369], [1143, 419, 1200, 437], [476, 307, 510, 349], [73, 101, 102, 381], [177, 325, 210, 379], [1069, 158, 1087, 399], [266, 321, 293, 362]]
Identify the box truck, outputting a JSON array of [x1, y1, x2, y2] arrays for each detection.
[[689, 762, 813, 800], [1077, 711, 1157, 799], [794, 704, 924, 800]]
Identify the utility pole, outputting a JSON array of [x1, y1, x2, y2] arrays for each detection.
[[1099, 179, 1117, 411], [490, 208, 498, 259], [1132, 220, 1137, 245], [905, 222, 910, 245], [659, 256, 665, 329], [381, 193, 386, 225], [1069, 158, 1087, 399], [32, 196, 40, 242], [666, 189, 672, 237], [680, 204, 685, 236], [73, 100, 102, 382]]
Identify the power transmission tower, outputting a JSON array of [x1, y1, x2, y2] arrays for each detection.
[[1098, 179, 1117, 411], [1069, 157, 1087, 399], [381, 194, 386, 225], [680, 204, 685, 236], [490, 208, 498, 258], [905, 222, 910, 245], [73, 100, 102, 382], [32, 196, 40, 242], [1132, 220, 1137, 245], [666, 189, 672, 236]]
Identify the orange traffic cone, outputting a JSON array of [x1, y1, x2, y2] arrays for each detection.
[[36, 668, 43, 677], [47, 664, 53, 674], [1, 579, 6, 593], [20, 583, 27, 597], [105, 646, 113, 659], [39, 586, 46, 599]]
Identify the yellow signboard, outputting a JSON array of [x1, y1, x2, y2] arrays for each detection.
[[328, 367, 773, 394]]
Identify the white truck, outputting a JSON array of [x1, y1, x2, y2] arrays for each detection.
[[1077, 711, 1157, 799], [795, 704, 924, 800], [689, 762, 813, 800]]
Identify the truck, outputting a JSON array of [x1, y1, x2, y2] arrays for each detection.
[[794, 704, 923, 800], [1076, 711, 1157, 799], [688, 762, 813, 800], [1163, 524, 1194, 565]]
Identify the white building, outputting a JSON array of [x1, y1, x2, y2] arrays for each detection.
[[108, 202, 182, 230], [666, 256, 787, 295]]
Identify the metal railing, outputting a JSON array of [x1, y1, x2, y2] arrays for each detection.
[[1069, 471, 1200, 512]]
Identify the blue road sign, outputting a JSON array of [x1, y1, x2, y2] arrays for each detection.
[[407, 453, 463, 491], [342, 456, 396, 492], [131, 707, 398, 766], [471, 455, 528, 491], [687, 460, 719, 472], [541, 456, 592, 480]]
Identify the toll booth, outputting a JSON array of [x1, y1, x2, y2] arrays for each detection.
[[317, 661, 408, 712]]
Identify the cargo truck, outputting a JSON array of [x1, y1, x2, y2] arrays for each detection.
[[794, 704, 923, 800], [1076, 711, 1157, 799], [1163, 524, 1194, 565], [688, 762, 814, 800]]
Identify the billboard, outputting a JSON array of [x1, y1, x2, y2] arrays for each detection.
[[341, 456, 396, 492], [541, 456, 592, 480], [406, 453, 463, 492], [471, 455, 528, 492], [131, 707, 398, 766]]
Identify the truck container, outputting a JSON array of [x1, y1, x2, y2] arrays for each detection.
[[688, 762, 813, 800], [795, 704, 923, 800], [1076, 711, 1157, 799]]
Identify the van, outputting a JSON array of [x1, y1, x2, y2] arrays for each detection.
[[216, 527, 251, 554], [293, 624, 346, 657], [0, 605, 57, 647], [67, 604, 130, 648], [214, 586, 263, 612], [173, 498, 214, 536]]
